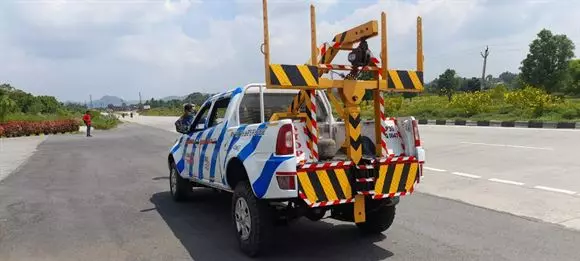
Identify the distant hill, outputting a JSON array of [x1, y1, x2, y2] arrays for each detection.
[[161, 95, 185, 101], [92, 95, 126, 108]]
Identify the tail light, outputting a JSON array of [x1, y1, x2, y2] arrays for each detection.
[[276, 124, 294, 155], [276, 171, 296, 190], [412, 120, 421, 147]]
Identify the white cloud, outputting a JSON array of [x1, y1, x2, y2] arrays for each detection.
[[0, 0, 579, 102]]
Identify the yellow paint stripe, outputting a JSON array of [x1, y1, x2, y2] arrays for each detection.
[[334, 169, 351, 198], [374, 165, 387, 192], [297, 172, 318, 202], [271, 64, 292, 86], [297, 65, 318, 86], [409, 71, 423, 90], [388, 163, 405, 193], [389, 70, 404, 89], [405, 163, 419, 191], [316, 170, 338, 201]]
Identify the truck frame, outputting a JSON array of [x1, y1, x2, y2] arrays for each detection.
[[167, 0, 425, 257]]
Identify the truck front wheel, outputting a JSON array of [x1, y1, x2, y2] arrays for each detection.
[[232, 181, 273, 257], [169, 163, 192, 202], [356, 205, 396, 234]]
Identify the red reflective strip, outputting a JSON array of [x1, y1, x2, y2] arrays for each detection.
[[276, 171, 296, 176]]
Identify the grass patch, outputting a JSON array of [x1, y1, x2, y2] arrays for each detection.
[[90, 113, 121, 130], [139, 107, 181, 116]]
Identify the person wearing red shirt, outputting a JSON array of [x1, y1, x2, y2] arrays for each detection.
[[82, 111, 92, 137]]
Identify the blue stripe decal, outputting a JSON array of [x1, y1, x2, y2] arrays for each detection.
[[223, 125, 248, 168], [189, 131, 203, 177], [181, 136, 190, 173], [209, 122, 229, 181], [171, 136, 184, 154], [252, 154, 293, 198], [232, 87, 242, 96], [198, 127, 216, 180], [176, 159, 185, 173], [238, 123, 268, 162]]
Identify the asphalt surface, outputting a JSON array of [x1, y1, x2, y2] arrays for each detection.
[[1, 123, 580, 261]]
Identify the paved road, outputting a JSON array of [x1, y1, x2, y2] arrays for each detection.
[[1, 123, 580, 261]]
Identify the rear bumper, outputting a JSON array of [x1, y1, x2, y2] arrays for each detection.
[[297, 156, 422, 208]]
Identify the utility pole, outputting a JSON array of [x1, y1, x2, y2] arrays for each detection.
[[480, 45, 490, 90], [139, 91, 142, 110], [89, 95, 93, 109]]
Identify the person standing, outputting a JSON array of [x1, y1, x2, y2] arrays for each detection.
[[175, 104, 195, 133], [83, 110, 92, 137]]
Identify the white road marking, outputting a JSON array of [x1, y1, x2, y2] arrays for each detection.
[[422, 124, 579, 132], [533, 186, 577, 195], [460, 141, 553, 151], [488, 178, 524, 186], [451, 172, 481, 179], [424, 167, 446, 172]]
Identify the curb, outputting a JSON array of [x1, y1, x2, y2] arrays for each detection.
[[0, 131, 80, 139], [418, 119, 579, 129]]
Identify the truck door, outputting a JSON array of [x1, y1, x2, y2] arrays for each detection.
[[198, 96, 232, 183], [184, 102, 212, 180]]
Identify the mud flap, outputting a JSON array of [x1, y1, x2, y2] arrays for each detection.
[[354, 194, 366, 223]]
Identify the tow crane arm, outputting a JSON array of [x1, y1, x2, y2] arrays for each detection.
[[261, 0, 423, 165]]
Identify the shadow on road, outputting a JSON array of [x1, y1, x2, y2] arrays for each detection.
[[149, 190, 394, 261]]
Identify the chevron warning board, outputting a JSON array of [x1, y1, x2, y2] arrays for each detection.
[[347, 109, 362, 165], [374, 162, 419, 195], [269, 64, 319, 88], [386, 70, 424, 91], [297, 168, 352, 204]]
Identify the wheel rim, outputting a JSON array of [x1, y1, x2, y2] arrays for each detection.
[[170, 168, 177, 195], [235, 197, 251, 240]]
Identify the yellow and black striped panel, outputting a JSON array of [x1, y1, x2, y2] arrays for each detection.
[[269, 64, 319, 88], [287, 90, 307, 113], [386, 70, 424, 91], [297, 168, 352, 203], [346, 109, 362, 165], [374, 162, 419, 195]]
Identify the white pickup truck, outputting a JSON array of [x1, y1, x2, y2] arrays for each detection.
[[168, 83, 425, 257]]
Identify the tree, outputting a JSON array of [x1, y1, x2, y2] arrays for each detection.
[[498, 71, 517, 84], [435, 69, 460, 101], [0, 95, 16, 122], [520, 29, 575, 93], [461, 77, 481, 92], [567, 59, 580, 95]]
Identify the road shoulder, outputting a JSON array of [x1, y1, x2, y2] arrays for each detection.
[[0, 136, 47, 182]]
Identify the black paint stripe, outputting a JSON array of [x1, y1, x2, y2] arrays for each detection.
[[397, 163, 411, 192], [416, 71, 424, 84], [348, 114, 361, 129], [398, 71, 414, 89], [339, 31, 347, 44], [270, 67, 280, 86], [326, 169, 346, 199], [387, 73, 395, 89], [282, 65, 307, 87], [350, 137, 362, 150], [308, 65, 319, 83], [309, 172, 328, 202], [382, 165, 396, 194]]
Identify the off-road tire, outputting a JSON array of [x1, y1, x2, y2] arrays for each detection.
[[232, 181, 273, 257], [356, 205, 396, 234], [169, 163, 192, 202]]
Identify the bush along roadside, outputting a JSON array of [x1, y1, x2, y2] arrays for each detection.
[[0, 119, 80, 137], [90, 113, 121, 130], [417, 119, 579, 129]]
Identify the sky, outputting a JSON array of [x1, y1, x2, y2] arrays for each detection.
[[0, 0, 579, 102]]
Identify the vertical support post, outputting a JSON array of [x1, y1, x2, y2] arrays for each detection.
[[381, 12, 388, 81], [310, 5, 318, 66], [262, 0, 271, 86], [417, 16, 423, 72], [260, 85, 265, 123], [373, 12, 388, 157], [305, 90, 319, 161]]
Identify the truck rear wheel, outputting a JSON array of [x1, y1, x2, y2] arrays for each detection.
[[232, 181, 273, 257], [356, 205, 396, 234], [169, 163, 192, 202]]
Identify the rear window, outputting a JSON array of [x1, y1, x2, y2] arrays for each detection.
[[239, 92, 327, 124]]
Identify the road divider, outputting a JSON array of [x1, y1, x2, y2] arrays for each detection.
[[419, 119, 578, 129]]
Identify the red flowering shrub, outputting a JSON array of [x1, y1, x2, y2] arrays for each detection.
[[0, 119, 79, 137]]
